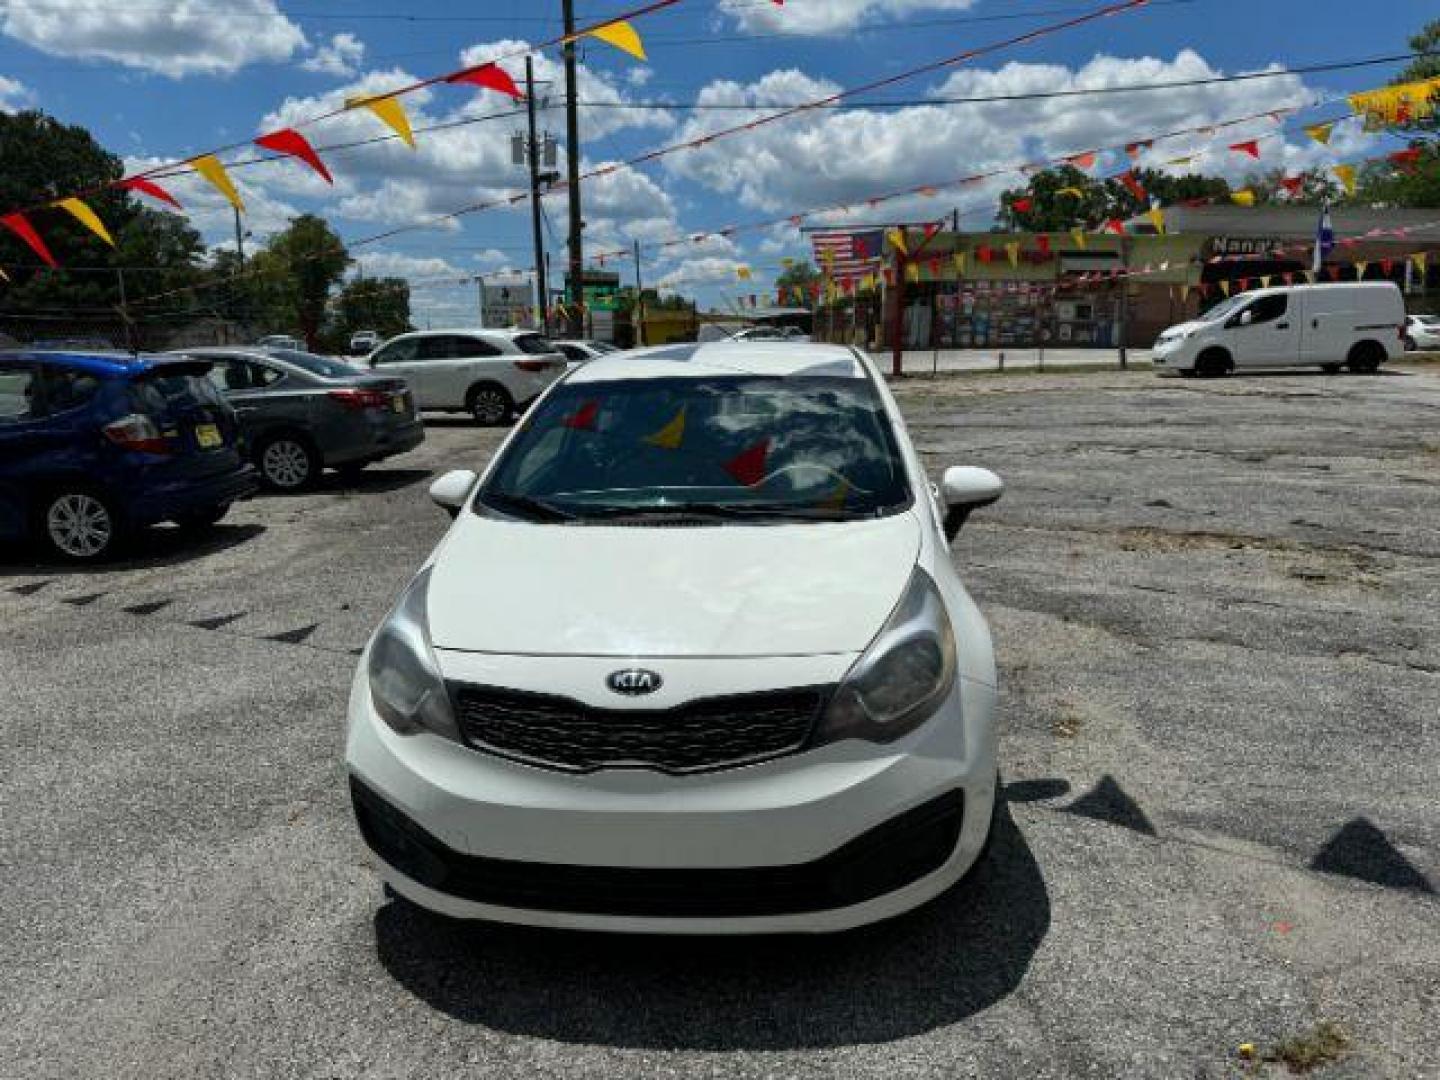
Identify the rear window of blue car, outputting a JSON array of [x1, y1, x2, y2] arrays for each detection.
[[128, 370, 227, 415]]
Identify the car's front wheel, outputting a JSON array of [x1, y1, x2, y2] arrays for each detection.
[[256, 433, 319, 490], [39, 488, 122, 562]]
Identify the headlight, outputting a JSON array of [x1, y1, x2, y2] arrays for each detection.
[[367, 567, 460, 741], [814, 568, 958, 746]]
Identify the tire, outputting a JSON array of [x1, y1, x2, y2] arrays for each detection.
[[256, 433, 319, 491], [1321, 363, 1342, 375], [174, 503, 230, 531], [1346, 341, 1385, 375], [1195, 348, 1232, 378], [38, 487, 123, 562], [466, 382, 513, 427]]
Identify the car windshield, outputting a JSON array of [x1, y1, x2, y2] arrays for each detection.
[[266, 348, 359, 379], [1203, 295, 1248, 321], [479, 375, 911, 524]]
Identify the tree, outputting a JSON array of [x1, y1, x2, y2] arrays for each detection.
[[1240, 167, 1341, 207], [999, 166, 1231, 231], [0, 110, 206, 344], [1355, 143, 1440, 208], [249, 214, 351, 350], [334, 276, 412, 341], [776, 260, 821, 296]]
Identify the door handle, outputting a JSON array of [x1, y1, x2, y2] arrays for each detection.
[[1312, 320, 1320, 329], [1276, 322, 1290, 330]]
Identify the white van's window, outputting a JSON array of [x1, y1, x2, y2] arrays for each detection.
[[1247, 294, 1288, 325]]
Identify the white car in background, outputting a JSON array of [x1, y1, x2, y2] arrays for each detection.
[[346, 341, 1005, 934], [552, 339, 622, 369], [1403, 314, 1440, 352], [365, 328, 567, 425]]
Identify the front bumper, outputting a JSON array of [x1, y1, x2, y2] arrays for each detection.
[[345, 656, 998, 934]]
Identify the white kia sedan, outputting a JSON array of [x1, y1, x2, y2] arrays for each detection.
[[346, 341, 1004, 934]]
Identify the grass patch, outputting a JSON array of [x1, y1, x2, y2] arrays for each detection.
[[1259, 1021, 1350, 1073]]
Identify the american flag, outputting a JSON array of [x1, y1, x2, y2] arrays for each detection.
[[810, 229, 884, 279]]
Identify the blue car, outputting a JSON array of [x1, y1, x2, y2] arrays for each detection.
[[0, 351, 258, 561]]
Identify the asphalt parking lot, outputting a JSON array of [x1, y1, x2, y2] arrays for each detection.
[[3, 366, 1437, 1079]]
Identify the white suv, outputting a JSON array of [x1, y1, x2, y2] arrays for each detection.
[[365, 328, 566, 425], [346, 341, 1004, 934]]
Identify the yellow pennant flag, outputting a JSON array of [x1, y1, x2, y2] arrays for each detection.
[[586, 19, 646, 61], [1166, 156, 1193, 167], [643, 407, 686, 450], [1355, 261, 1369, 279], [1005, 241, 1020, 268], [821, 479, 851, 512], [1333, 164, 1357, 195], [1304, 122, 1334, 145], [1230, 189, 1256, 207], [55, 197, 114, 247], [1071, 229, 1087, 250], [1056, 186, 1085, 199], [736, 265, 751, 281], [905, 262, 920, 283], [1260, 275, 1273, 288], [953, 251, 967, 275], [0, 267, 9, 282], [886, 227, 908, 256], [780, 257, 794, 268], [1349, 76, 1440, 131], [190, 154, 244, 213], [1146, 206, 1166, 234], [347, 93, 415, 148], [1411, 252, 1429, 274], [1219, 280, 1231, 297], [1180, 284, 1190, 303]]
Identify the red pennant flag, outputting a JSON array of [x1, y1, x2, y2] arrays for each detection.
[[927, 257, 941, 277], [1036, 234, 1051, 255], [1229, 139, 1261, 159], [1103, 218, 1126, 235], [562, 400, 601, 431], [1, 212, 57, 268], [1381, 259, 1394, 276], [1283, 272, 1295, 285], [1327, 265, 1342, 282], [1279, 176, 1304, 196], [1118, 171, 1147, 202], [448, 63, 523, 100], [855, 238, 870, 259], [1197, 283, 1211, 298], [923, 222, 939, 239], [1239, 278, 1251, 292], [119, 176, 182, 209], [1388, 148, 1423, 171], [1012, 197, 1033, 213], [724, 439, 771, 488], [977, 244, 993, 264], [255, 128, 333, 184]]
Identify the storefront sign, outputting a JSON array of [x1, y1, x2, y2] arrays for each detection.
[[1212, 236, 1284, 257]]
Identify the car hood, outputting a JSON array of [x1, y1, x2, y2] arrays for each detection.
[[426, 511, 923, 658], [1159, 320, 1211, 339]]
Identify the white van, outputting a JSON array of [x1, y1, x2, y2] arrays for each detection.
[[1152, 282, 1405, 376]]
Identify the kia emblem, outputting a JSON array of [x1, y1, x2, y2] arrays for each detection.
[[607, 669, 662, 696]]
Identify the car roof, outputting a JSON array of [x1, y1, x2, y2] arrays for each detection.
[[405, 327, 536, 339], [0, 349, 207, 377], [565, 341, 868, 384]]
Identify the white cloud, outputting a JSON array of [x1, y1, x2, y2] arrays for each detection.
[[354, 251, 467, 281], [1, 0, 306, 77], [302, 33, 365, 79], [656, 256, 749, 290], [627, 67, 654, 88], [719, 0, 977, 35], [0, 75, 32, 112], [663, 52, 1336, 228]]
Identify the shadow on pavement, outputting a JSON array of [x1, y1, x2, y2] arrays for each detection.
[[0, 522, 265, 576], [319, 467, 434, 495], [372, 800, 1048, 1050]]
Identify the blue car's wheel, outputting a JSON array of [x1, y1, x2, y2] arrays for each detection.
[[42, 488, 120, 561]]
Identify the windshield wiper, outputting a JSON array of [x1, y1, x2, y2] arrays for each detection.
[[575, 502, 855, 523], [482, 492, 578, 523]]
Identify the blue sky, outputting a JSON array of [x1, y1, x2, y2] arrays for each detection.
[[0, 0, 1432, 319]]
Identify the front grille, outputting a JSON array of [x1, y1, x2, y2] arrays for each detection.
[[449, 682, 829, 774]]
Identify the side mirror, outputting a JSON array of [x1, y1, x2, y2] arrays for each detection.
[[429, 469, 477, 518], [941, 466, 1003, 541]]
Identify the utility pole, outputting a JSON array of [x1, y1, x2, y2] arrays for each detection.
[[525, 57, 549, 334], [1117, 233, 1130, 369], [562, 0, 585, 338], [632, 238, 646, 347], [233, 206, 246, 265]]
